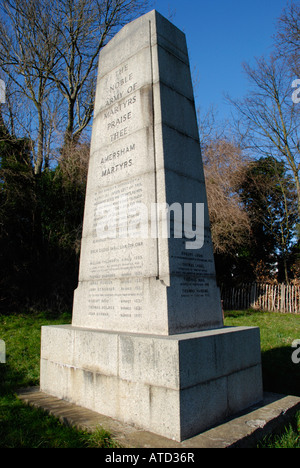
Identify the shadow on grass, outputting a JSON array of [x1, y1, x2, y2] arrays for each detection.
[[261, 346, 300, 397], [0, 357, 38, 397]]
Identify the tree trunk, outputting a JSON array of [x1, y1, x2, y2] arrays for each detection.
[[34, 106, 44, 175]]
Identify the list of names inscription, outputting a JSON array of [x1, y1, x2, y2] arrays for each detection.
[[85, 54, 157, 321]]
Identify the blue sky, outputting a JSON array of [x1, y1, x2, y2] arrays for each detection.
[[151, 0, 289, 122]]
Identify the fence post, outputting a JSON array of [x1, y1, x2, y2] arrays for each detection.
[[221, 282, 299, 314]]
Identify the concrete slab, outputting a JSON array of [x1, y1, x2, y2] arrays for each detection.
[[17, 388, 300, 448]]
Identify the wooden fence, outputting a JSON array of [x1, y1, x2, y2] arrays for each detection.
[[221, 283, 300, 314]]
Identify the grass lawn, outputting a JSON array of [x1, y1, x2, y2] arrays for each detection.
[[0, 309, 299, 448], [224, 310, 300, 398], [224, 309, 300, 448], [0, 311, 118, 448]]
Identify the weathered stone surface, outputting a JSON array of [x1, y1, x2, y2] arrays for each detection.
[[41, 324, 263, 441], [71, 9, 223, 335], [40, 10, 263, 442]]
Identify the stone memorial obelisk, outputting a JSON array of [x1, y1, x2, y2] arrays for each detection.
[[40, 10, 263, 442]]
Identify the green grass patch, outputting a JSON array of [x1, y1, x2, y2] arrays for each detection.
[[0, 394, 118, 448], [257, 411, 300, 448], [224, 309, 300, 448], [0, 311, 119, 448], [0, 311, 70, 394], [224, 309, 300, 397]]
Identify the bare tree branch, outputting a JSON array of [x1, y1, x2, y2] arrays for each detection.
[[0, 0, 151, 172]]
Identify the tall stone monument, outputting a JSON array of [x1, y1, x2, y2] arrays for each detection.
[[40, 10, 263, 442]]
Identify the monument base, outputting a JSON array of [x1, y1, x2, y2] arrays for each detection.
[[40, 325, 263, 442]]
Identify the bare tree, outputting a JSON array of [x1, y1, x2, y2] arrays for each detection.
[[0, 0, 59, 174], [197, 104, 228, 150], [203, 138, 250, 254], [227, 53, 300, 218], [0, 0, 150, 174], [275, 1, 300, 76], [45, 0, 150, 153]]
